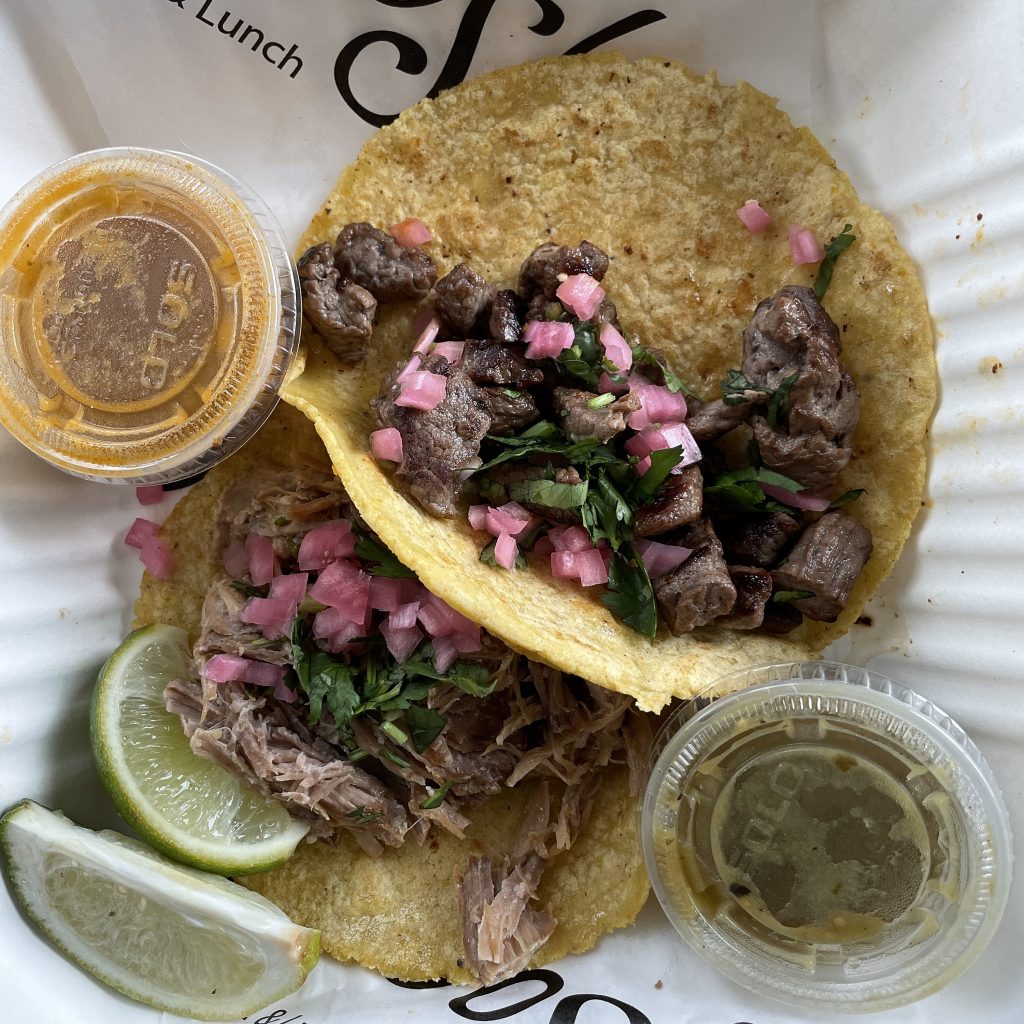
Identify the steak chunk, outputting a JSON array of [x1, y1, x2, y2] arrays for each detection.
[[741, 286, 859, 489], [653, 519, 737, 635], [431, 263, 495, 336], [634, 465, 703, 536], [478, 387, 541, 436], [489, 289, 525, 343], [717, 567, 773, 629], [462, 341, 545, 388], [553, 387, 639, 443], [717, 510, 802, 567], [518, 240, 610, 298], [372, 354, 490, 517], [771, 511, 873, 621], [686, 395, 764, 443], [333, 222, 436, 302], [297, 242, 377, 363]]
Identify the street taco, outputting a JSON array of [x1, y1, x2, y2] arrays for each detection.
[[135, 405, 649, 985], [283, 53, 936, 712]]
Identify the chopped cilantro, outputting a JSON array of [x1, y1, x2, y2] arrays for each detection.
[[813, 223, 856, 300], [420, 781, 453, 809], [829, 488, 865, 509], [766, 372, 799, 428], [507, 476, 589, 510], [403, 705, 445, 753], [230, 580, 267, 599], [602, 548, 657, 638], [355, 534, 417, 578], [347, 806, 382, 825], [720, 369, 772, 406], [772, 589, 814, 604], [631, 341, 699, 398]]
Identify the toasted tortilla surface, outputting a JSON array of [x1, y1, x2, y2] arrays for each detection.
[[134, 405, 649, 984], [284, 54, 936, 712]]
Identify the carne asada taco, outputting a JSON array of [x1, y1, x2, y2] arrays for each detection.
[[283, 53, 936, 712], [135, 405, 650, 985]]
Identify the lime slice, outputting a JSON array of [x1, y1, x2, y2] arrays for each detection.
[[0, 800, 319, 1020], [91, 624, 308, 874]]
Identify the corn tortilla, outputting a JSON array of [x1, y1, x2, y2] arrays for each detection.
[[134, 404, 649, 984], [283, 54, 936, 713]]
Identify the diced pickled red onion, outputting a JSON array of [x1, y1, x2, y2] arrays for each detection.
[[599, 323, 632, 373], [551, 550, 578, 578], [389, 601, 421, 630], [298, 520, 356, 571], [369, 576, 422, 612], [309, 562, 371, 623], [125, 517, 160, 549], [758, 482, 832, 511], [273, 679, 296, 703], [625, 423, 701, 473], [737, 200, 773, 234], [204, 654, 285, 688], [635, 456, 652, 476], [575, 548, 608, 587], [397, 354, 421, 382], [417, 593, 478, 641], [380, 620, 423, 663], [390, 217, 432, 247], [313, 606, 362, 641], [555, 274, 605, 319], [432, 635, 458, 673], [412, 315, 441, 354], [135, 485, 164, 506], [627, 384, 688, 429], [635, 539, 693, 579], [486, 502, 531, 538], [494, 531, 518, 570], [598, 371, 629, 396], [788, 225, 824, 265], [432, 341, 465, 365], [140, 537, 175, 580], [246, 535, 276, 586], [549, 525, 593, 552], [269, 572, 309, 605], [523, 320, 574, 359], [370, 427, 404, 463], [468, 505, 489, 531], [240, 596, 295, 638], [396, 370, 447, 411]]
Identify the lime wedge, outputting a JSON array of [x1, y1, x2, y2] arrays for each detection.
[[0, 800, 319, 1020], [91, 624, 308, 874]]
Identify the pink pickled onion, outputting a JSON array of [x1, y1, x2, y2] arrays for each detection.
[[485, 502, 530, 538], [397, 354, 421, 382], [221, 539, 248, 577], [788, 225, 825, 265], [494, 531, 518, 570], [432, 340, 465, 365], [599, 323, 632, 373], [395, 370, 447, 411], [313, 606, 363, 641], [432, 635, 459, 673], [758, 482, 832, 511], [204, 654, 285, 688], [135, 485, 164, 506], [309, 562, 371, 624], [240, 596, 295, 638], [369, 576, 422, 612], [390, 217, 432, 247], [370, 427, 404, 463], [273, 678, 296, 703], [380, 620, 424, 663], [625, 422, 701, 473], [269, 572, 309, 605], [412, 315, 441, 354], [389, 601, 421, 630], [125, 517, 160, 550], [635, 539, 692, 579], [298, 520, 356, 571], [555, 274, 605, 319], [523, 320, 574, 359], [468, 505, 489, 531], [140, 537, 174, 580], [598, 371, 629, 396], [549, 525, 592, 552], [246, 535, 275, 586], [737, 200, 773, 234], [575, 548, 609, 587], [627, 384, 688, 430]]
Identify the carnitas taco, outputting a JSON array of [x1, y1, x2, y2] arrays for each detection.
[[136, 406, 650, 985], [283, 53, 936, 712]]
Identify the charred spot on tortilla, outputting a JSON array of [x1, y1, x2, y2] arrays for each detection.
[[281, 53, 936, 712], [136, 404, 650, 985]]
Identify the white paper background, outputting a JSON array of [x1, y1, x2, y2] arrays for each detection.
[[1, 2, 1022, 1022]]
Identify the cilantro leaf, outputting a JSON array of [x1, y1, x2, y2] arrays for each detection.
[[347, 806, 382, 824], [402, 648, 496, 698], [230, 580, 267, 599], [628, 446, 684, 503], [720, 369, 773, 406], [507, 477, 589, 510], [828, 488, 865, 509], [292, 619, 361, 727], [813, 223, 856, 300], [602, 549, 657, 638], [403, 705, 446, 753], [631, 342, 699, 398], [703, 466, 804, 514], [581, 470, 633, 551], [355, 534, 416, 579], [772, 589, 815, 603], [766, 372, 799, 428], [420, 781, 453, 809]]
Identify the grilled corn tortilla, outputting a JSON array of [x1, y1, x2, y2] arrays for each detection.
[[283, 53, 935, 713], [134, 404, 648, 984]]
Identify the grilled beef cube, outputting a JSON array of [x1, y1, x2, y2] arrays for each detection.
[[517, 240, 609, 299], [742, 286, 859, 489], [771, 511, 873, 621], [333, 222, 436, 302], [431, 263, 496, 337], [686, 395, 764, 443], [634, 465, 703, 536], [553, 387, 639, 443], [462, 341, 544, 388], [717, 510, 802, 567], [296, 242, 377, 363], [761, 600, 803, 634], [717, 567, 773, 629], [653, 520, 737, 635], [489, 289, 526, 344], [751, 418, 853, 491], [371, 354, 490, 517], [478, 388, 541, 436]]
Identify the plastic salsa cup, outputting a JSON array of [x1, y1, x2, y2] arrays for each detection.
[[641, 661, 1013, 1013], [0, 147, 300, 484]]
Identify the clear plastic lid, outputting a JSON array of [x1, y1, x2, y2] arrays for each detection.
[[641, 661, 1013, 1012], [0, 148, 300, 483]]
